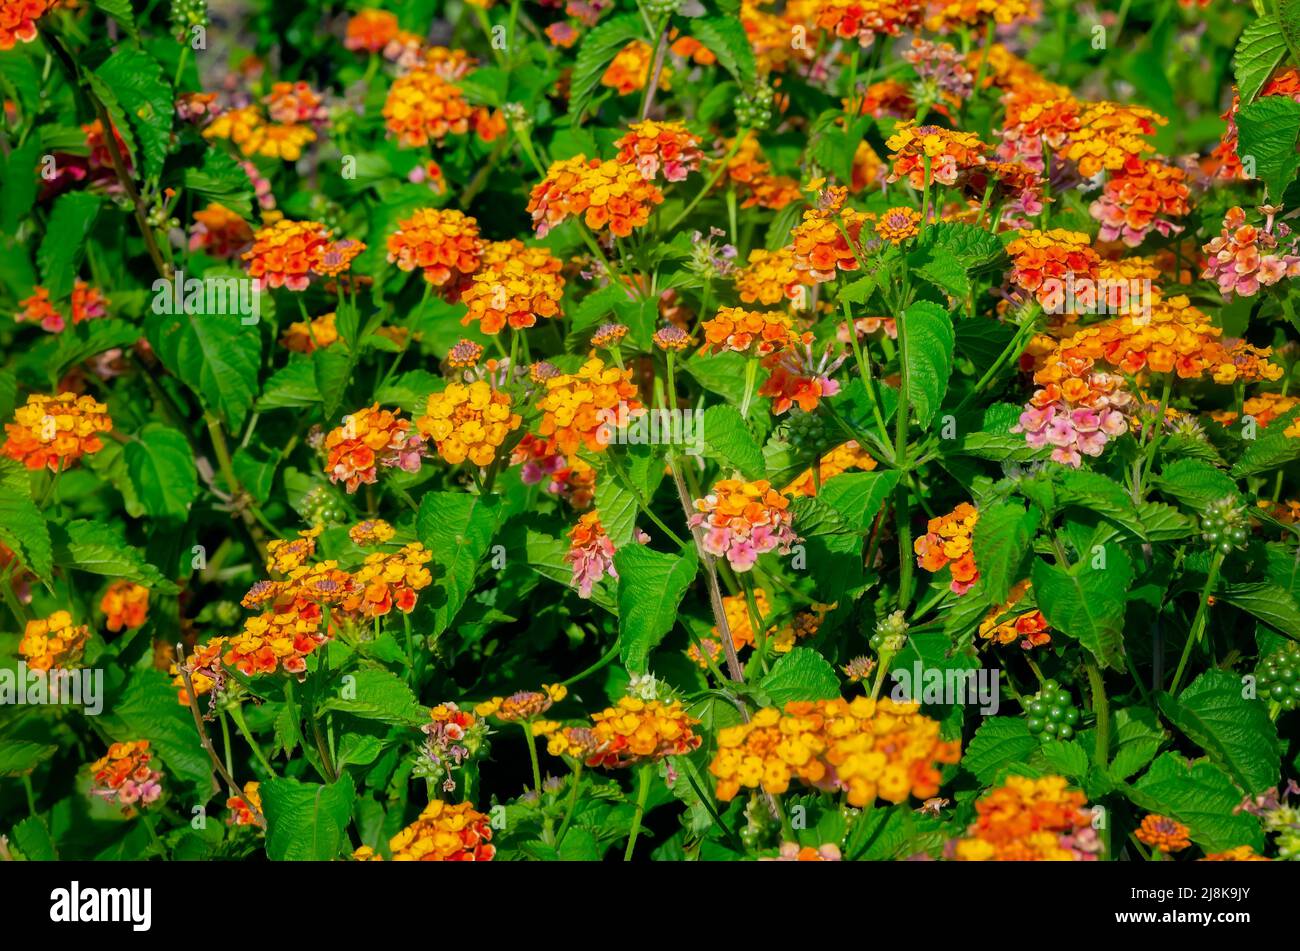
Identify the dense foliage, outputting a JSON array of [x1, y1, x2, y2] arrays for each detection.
[[1, 0, 1299, 862]]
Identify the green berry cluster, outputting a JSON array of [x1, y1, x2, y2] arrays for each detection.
[[1200, 495, 1249, 555], [735, 81, 775, 131], [1025, 680, 1079, 740], [1257, 642, 1300, 711], [870, 610, 908, 655], [169, 0, 208, 38], [643, 0, 683, 17], [302, 485, 346, 526], [779, 407, 832, 457]]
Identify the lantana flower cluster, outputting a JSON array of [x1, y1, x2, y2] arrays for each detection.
[[913, 502, 979, 594], [1, 392, 113, 472], [547, 697, 701, 768], [417, 381, 521, 467], [689, 479, 800, 572], [951, 775, 1098, 861], [527, 155, 665, 238], [710, 697, 960, 808], [354, 800, 496, 861], [324, 405, 426, 493], [89, 741, 164, 813], [20, 610, 91, 672]]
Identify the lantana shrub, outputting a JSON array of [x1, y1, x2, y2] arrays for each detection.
[[2, 0, 1300, 865]]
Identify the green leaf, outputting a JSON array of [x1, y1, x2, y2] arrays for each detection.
[[0, 741, 56, 776], [1152, 458, 1237, 511], [901, 300, 955, 430], [1128, 753, 1264, 853], [261, 774, 357, 861], [321, 667, 426, 725], [52, 519, 178, 591], [124, 423, 199, 520], [962, 717, 1038, 785], [50, 319, 141, 383], [313, 346, 352, 419], [1030, 545, 1131, 669], [146, 306, 262, 432], [1232, 426, 1300, 477], [93, 50, 173, 180], [1108, 706, 1166, 782], [416, 492, 503, 634], [1039, 740, 1089, 780], [93, 0, 139, 38], [0, 139, 40, 233], [614, 544, 697, 675], [257, 359, 321, 411], [594, 474, 641, 549], [1236, 96, 1300, 199], [1235, 15, 1289, 103], [759, 647, 841, 706], [183, 151, 254, 220], [11, 815, 57, 860], [569, 14, 644, 120], [0, 462, 51, 580], [701, 404, 765, 479], [1219, 582, 1300, 639], [690, 17, 757, 87], [971, 501, 1039, 603], [1280, 0, 1300, 68], [815, 470, 899, 530], [37, 192, 102, 300], [1157, 670, 1280, 794], [951, 402, 1045, 463]]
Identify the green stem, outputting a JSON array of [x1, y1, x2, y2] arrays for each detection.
[[1170, 551, 1224, 693], [665, 133, 748, 233], [624, 763, 653, 861], [555, 762, 584, 845], [1084, 656, 1110, 768], [522, 721, 543, 798], [228, 703, 276, 777]]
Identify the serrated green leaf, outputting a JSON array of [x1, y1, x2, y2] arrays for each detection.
[[37, 193, 101, 300], [0, 741, 56, 776], [569, 14, 644, 121], [700, 404, 765, 479], [971, 500, 1038, 603], [901, 299, 954, 430], [1236, 15, 1289, 103], [145, 306, 261, 433], [1128, 752, 1264, 852], [1031, 545, 1131, 669], [759, 647, 840, 706], [614, 544, 697, 675], [1219, 582, 1300, 639], [1157, 670, 1279, 794], [1237, 96, 1300, 199], [0, 463, 51, 580], [416, 492, 502, 635], [322, 667, 425, 725], [52, 519, 178, 591], [690, 17, 757, 88], [962, 717, 1038, 784], [124, 423, 199, 519], [261, 774, 356, 861], [94, 50, 173, 180]]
